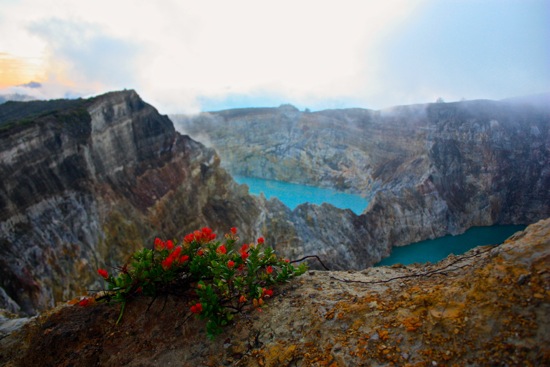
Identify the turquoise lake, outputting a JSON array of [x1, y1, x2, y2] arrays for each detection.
[[234, 175, 526, 265], [233, 176, 369, 215], [376, 225, 526, 266]]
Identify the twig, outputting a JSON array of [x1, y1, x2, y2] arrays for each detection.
[[290, 255, 330, 270], [146, 295, 158, 312]]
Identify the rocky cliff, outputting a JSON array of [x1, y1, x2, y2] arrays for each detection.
[[0, 90, 389, 318], [0, 91, 263, 316], [1, 217, 548, 366], [2, 91, 549, 317], [172, 95, 550, 257]]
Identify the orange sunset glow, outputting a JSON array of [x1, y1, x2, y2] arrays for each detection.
[[0, 53, 45, 88]]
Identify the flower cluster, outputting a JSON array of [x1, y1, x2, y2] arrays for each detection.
[[92, 226, 307, 339], [183, 226, 217, 244]]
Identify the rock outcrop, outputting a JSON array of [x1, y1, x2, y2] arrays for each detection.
[[172, 95, 550, 259], [0, 91, 261, 315], [1, 217, 548, 367]]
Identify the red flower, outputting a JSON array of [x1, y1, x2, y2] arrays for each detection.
[[227, 260, 235, 268], [197, 248, 204, 256], [263, 288, 274, 298], [171, 246, 182, 258], [154, 237, 165, 251], [184, 227, 220, 244], [230, 227, 237, 235], [162, 257, 174, 270], [190, 303, 203, 314], [179, 255, 190, 264], [186, 228, 217, 243], [202, 227, 217, 241], [239, 295, 247, 303], [257, 237, 265, 244], [216, 245, 227, 255], [240, 244, 249, 260], [97, 268, 109, 279], [266, 265, 273, 274], [166, 240, 174, 251]]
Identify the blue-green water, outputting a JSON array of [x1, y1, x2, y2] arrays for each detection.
[[233, 176, 369, 215], [376, 225, 526, 266], [234, 175, 525, 265]]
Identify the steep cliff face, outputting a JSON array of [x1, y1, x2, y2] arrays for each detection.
[[365, 99, 550, 252], [0, 91, 261, 315], [172, 96, 550, 259]]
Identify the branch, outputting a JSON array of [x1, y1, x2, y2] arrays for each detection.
[[290, 255, 330, 270]]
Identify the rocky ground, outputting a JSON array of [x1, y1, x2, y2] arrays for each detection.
[[1, 218, 549, 367]]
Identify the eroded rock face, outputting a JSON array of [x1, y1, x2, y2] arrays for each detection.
[[172, 96, 550, 259], [0, 91, 262, 315]]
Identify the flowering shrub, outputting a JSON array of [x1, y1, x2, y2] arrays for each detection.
[[93, 227, 307, 339]]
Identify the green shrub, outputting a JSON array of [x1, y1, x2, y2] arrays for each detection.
[[90, 227, 307, 339]]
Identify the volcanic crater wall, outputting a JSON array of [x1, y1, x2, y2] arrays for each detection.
[[1, 91, 549, 316], [173, 95, 550, 257], [0, 91, 262, 315]]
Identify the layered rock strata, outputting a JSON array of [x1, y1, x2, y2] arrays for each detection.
[[0, 91, 262, 315]]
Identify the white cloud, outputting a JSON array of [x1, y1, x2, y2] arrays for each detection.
[[2, 0, 547, 112], [28, 18, 140, 88], [0, 0, 426, 111]]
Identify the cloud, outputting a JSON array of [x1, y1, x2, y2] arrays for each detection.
[[0, 53, 43, 88], [1, 0, 548, 112], [27, 18, 140, 91], [1, 0, 427, 112], [135, 0, 426, 112], [18, 81, 41, 88]]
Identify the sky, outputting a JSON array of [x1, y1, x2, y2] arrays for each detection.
[[0, 0, 548, 113]]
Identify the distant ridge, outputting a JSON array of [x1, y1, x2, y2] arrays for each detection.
[[0, 93, 35, 105], [500, 92, 550, 109]]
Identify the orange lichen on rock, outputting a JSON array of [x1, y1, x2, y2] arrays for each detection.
[[402, 316, 423, 331]]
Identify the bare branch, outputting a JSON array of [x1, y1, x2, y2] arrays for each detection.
[[290, 255, 330, 270]]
